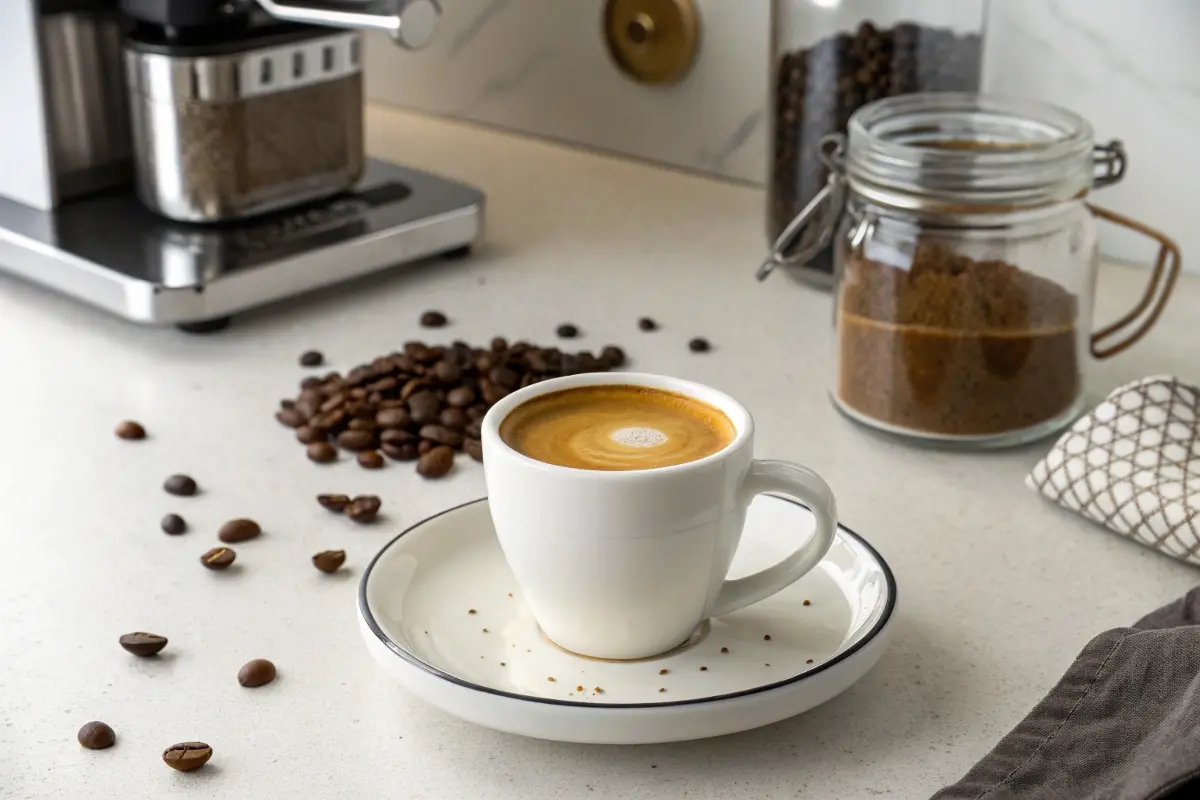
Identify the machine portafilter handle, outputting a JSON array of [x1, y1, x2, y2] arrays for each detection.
[[254, 0, 442, 50]]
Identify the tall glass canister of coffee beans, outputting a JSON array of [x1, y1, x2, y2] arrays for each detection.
[[769, 0, 987, 286]]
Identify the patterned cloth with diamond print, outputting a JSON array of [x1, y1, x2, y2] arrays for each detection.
[[1027, 375, 1200, 567]]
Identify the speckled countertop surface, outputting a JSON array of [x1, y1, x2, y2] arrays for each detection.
[[1, 105, 1197, 800]]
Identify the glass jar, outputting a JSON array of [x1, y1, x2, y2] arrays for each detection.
[[758, 93, 1180, 449], [769, 0, 988, 287]]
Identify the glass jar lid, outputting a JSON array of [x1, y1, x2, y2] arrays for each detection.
[[845, 93, 1120, 211]]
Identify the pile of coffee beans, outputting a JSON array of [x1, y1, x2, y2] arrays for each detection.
[[771, 20, 982, 274], [276, 338, 628, 476]]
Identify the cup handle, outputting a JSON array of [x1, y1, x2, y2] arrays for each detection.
[[705, 460, 838, 619]]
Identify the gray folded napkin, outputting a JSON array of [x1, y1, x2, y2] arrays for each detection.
[[933, 587, 1200, 800]]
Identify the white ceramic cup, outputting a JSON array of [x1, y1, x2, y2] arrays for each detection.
[[481, 372, 838, 661]]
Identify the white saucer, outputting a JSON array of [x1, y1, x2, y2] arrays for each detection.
[[357, 495, 896, 744]]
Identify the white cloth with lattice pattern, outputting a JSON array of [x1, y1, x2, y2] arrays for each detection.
[[1026, 375, 1200, 567]]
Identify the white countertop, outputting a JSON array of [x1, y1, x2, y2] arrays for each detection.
[[2, 105, 1197, 800]]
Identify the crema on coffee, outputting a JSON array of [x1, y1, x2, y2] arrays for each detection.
[[499, 385, 735, 471]]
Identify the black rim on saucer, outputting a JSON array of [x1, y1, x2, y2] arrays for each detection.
[[358, 496, 897, 710]]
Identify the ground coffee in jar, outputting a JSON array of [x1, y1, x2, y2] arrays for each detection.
[[836, 242, 1080, 436], [759, 95, 1179, 448]]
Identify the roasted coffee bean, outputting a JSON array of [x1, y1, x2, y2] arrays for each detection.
[[525, 349, 550, 373], [433, 360, 462, 384], [299, 376, 323, 391], [418, 439, 434, 455], [237, 658, 276, 688], [201, 547, 236, 570], [688, 337, 711, 353], [119, 632, 168, 657], [376, 407, 411, 429], [418, 445, 454, 478], [295, 425, 326, 445], [162, 742, 212, 772], [420, 310, 448, 328], [161, 513, 187, 535], [419, 424, 463, 448], [400, 378, 433, 401], [488, 366, 519, 390], [346, 495, 382, 523], [163, 474, 197, 497], [336, 429, 376, 452], [347, 418, 377, 433], [382, 442, 419, 461], [407, 391, 441, 425], [357, 450, 385, 469], [299, 350, 324, 367], [446, 386, 476, 408], [481, 382, 509, 405], [115, 420, 146, 440], [317, 493, 350, 512], [556, 323, 579, 339], [464, 420, 482, 440], [600, 345, 626, 368], [218, 518, 261, 544], [463, 438, 484, 463], [638, 317, 658, 332], [78, 721, 115, 750], [312, 549, 346, 573], [466, 405, 488, 422], [380, 428, 417, 446], [307, 441, 337, 463], [490, 336, 508, 353], [439, 407, 466, 430]]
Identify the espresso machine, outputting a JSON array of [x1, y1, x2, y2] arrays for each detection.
[[0, 0, 482, 331]]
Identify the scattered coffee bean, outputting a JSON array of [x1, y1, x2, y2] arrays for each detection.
[[351, 451, 381, 471], [307, 441, 337, 463], [556, 323, 579, 339], [659, 668, 669, 675], [77, 721, 115, 750], [381, 442, 419, 461], [688, 337, 711, 353], [764, 634, 772, 641], [163, 474, 197, 497], [317, 493, 350, 512], [299, 350, 324, 367], [463, 438, 483, 462], [218, 518, 261, 544], [420, 310, 448, 328], [806, 658, 814, 664], [375, 407, 410, 429], [638, 317, 658, 332], [275, 407, 306, 428], [439, 407, 466, 430], [721, 647, 729, 654], [700, 666, 708, 671], [418, 445, 454, 478], [160, 513, 187, 535], [278, 337, 633, 477], [114, 420, 146, 440], [162, 742, 212, 772], [336, 429, 376, 452], [200, 547, 236, 570], [312, 549, 346, 573], [346, 495, 382, 523], [803, 599, 811, 606], [295, 425, 326, 445], [237, 658, 277, 688], [419, 424, 463, 448], [119, 632, 168, 657]]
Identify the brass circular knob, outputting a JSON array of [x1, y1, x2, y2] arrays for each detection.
[[603, 0, 700, 86]]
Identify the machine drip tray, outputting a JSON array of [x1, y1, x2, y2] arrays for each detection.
[[0, 159, 483, 329]]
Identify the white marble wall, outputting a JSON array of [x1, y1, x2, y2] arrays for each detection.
[[364, 0, 769, 184], [983, 0, 1200, 270], [366, 0, 1199, 273]]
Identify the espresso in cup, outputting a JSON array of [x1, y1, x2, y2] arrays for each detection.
[[484, 373, 838, 660], [498, 385, 735, 471]]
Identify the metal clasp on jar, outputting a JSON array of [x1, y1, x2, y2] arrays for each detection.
[[756, 136, 1129, 282], [756, 134, 847, 281]]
